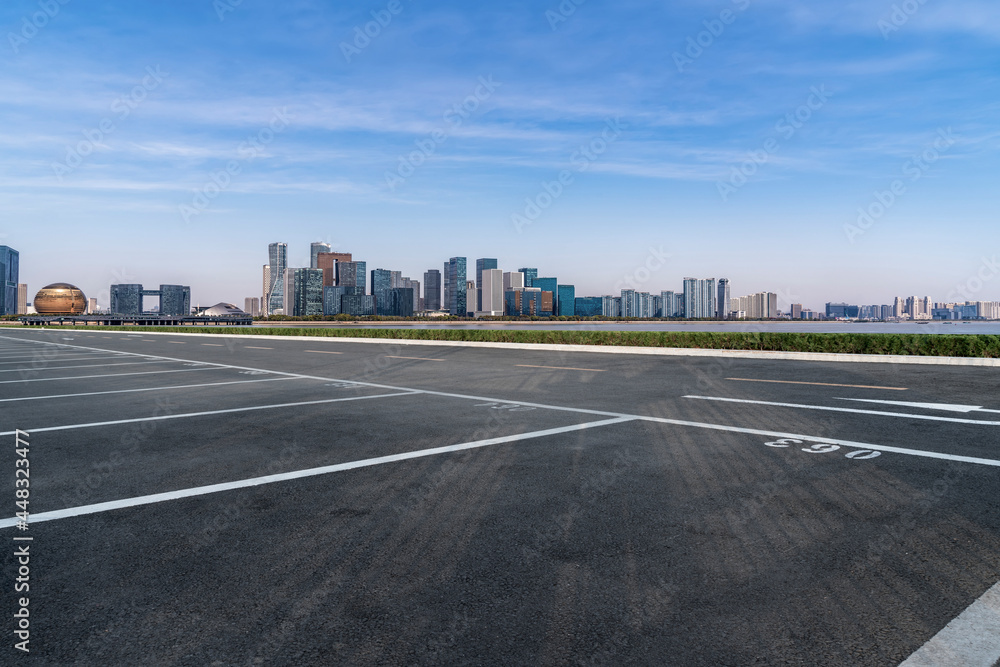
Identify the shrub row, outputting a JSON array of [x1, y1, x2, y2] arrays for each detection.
[[43, 326, 1000, 357]]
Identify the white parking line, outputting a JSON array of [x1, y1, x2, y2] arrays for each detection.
[[0, 360, 176, 374], [899, 580, 1000, 667], [0, 351, 114, 360], [0, 367, 221, 384], [0, 391, 420, 437], [0, 377, 300, 403], [683, 395, 1000, 426], [7, 333, 1000, 469], [0, 417, 633, 529], [839, 398, 1000, 414], [0, 355, 130, 366]]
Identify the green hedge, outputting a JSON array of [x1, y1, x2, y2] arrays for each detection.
[[37, 326, 1000, 357]]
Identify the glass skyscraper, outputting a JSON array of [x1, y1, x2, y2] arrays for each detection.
[[717, 278, 730, 320], [283, 268, 323, 316], [533, 277, 557, 314], [575, 297, 602, 317], [371, 268, 394, 315], [424, 269, 441, 311], [518, 267, 538, 288], [446, 257, 467, 316], [310, 242, 331, 269], [337, 261, 366, 293], [267, 242, 287, 315], [0, 246, 19, 316], [557, 285, 575, 316]]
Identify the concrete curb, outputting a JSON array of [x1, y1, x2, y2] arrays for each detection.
[[31, 328, 1000, 367]]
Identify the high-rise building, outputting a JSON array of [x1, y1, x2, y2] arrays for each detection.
[[505, 287, 542, 316], [283, 268, 323, 316], [336, 261, 366, 293], [557, 285, 575, 316], [661, 291, 682, 318], [110, 284, 143, 315], [244, 297, 260, 317], [424, 270, 442, 311], [266, 242, 287, 315], [465, 281, 476, 317], [159, 285, 191, 316], [732, 293, 779, 319], [479, 269, 503, 315], [683, 278, 716, 319], [575, 297, 603, 317], [383, 288, 415, 317], [475, 259, 498, 311], [401, 278, 421, 312], [87, 297, 98, 314], [826, 303, 860, 319], [790, 303, 803, 319], [341, 293, 376, 316], [310, 242, 332, 269], [717, 278, 730, 320], [261, 265, 270, 313], [620, 289, 638, 317], [316, 252, 353, 287], [446, 257, 467, 316], [17, 283, 28, 315], [322, 285, 364, 315], [0, 246, 19, 316], [503, 271, 524, 291], [371, 268, 394, 315], [519, 268, 538, 288]]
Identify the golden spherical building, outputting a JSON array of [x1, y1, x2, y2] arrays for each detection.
[[33, 283, 87, 316]]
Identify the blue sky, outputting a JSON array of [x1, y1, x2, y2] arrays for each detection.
[[2, 0, 999, 310]]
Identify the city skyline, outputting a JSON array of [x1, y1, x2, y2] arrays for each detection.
[[8, 235, 1000, 316], [2, 2, 999, 309]]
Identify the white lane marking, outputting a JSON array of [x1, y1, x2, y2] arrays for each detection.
[[0, 377, 300, 403], [0, 417, 633, 529], [386, 355, 445, 362], [0, 360, 175, 374], [727, 377, 908, 390], [306, 350, 343, 355], [636, 415, 1000, 467], [684, 395, 1000, 426], [899, 580, 1000, 667], [0, 392, 419, 437], [8, 334, 1000, 469], [245, 346, 273, 350], [0, 355, 130, 366], [838, 398, 1000, 414], [202, 343, 224, 347], [516, 364, 606, 372], [0, 351, 117, 360], [0, 367, 221, 384]]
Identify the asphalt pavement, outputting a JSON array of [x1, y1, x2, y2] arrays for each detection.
[[0, 327, 998, 666]]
